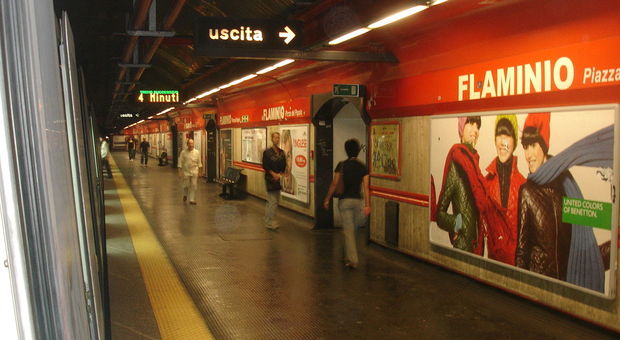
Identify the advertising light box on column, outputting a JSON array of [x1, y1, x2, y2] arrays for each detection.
[[241, 128, 267, 164], [219, 129, 233, 177], [429, 104, 618, 297], [277, 125, 310, 204]]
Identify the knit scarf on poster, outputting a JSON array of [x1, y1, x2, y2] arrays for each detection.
[[528, 125, 613, 293], [433, 143, 514, 259]]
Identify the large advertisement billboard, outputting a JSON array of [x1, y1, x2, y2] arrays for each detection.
[[278, 125, 310, 204], [429, 105, 618, 297]]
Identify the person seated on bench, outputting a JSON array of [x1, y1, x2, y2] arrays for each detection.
[[158, 149, 168, 166]]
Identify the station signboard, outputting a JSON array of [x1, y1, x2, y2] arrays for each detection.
[[119, 113, 140, 118], [194, 17, 303, 55]]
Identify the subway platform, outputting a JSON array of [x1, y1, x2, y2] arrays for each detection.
[[104, 152, 617, 340]]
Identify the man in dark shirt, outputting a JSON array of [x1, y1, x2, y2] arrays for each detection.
[[127, 137, 136, 161], [140, 138, 150, 167], [262, 132, 286, 230]]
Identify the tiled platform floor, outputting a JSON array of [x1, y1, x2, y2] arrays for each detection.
[[107, 152, 618, 339]]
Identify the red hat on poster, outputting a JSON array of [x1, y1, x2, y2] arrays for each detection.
[[523, 112, 550, 149]]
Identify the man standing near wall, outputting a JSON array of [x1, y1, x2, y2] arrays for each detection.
[[178, 138, 202, 205], [262, 132, 286, 230], [140, 137, 150, 167]]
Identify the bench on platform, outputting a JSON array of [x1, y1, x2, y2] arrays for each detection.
[[216, 167, 246, 199]]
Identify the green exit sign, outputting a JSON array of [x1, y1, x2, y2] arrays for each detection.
[[333, 84, 364, 97]]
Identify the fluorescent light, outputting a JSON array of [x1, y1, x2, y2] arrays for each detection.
[[218, 83, 232, 89], [157, 107, 174, 115], [184, 98, 197, 105], [328, 28, 371, 45], [257, 59, 294, 74], [273, 59, 295, 68], [256, 65, 277, 74], [368, 5, 428, 29], [432, 0, 449, 5], [196, 88, 220, 99], [228, 74, 257, 86]]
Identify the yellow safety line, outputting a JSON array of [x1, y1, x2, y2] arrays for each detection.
[[108, 156, 214, 340]]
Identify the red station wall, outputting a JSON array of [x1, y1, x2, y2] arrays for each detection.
[[219, 0, 620, 120]]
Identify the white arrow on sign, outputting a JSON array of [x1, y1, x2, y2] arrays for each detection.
[[278, 26, 296, 45]]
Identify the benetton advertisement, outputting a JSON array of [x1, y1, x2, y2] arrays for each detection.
[[278, 125, 309, 204], [429, 105, 617, 297]]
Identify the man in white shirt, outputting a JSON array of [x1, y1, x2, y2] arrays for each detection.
[[100, 137, 112, 179], [178, 138, 202, 205]]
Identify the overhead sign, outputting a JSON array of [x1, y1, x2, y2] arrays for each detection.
[[137, 90, 180, 103], [194, 17, 303, 53], [118, 113, 140, 118], [333, 84, 364, 97]]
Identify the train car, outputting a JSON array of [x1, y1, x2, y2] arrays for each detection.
[[0, 0, 107, 339]]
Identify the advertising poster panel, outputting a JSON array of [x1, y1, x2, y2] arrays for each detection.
[[278, 125, 310, 204], [370, 122, 401, 179], [429, 105, 618, 297], [165, 132, 172, 159], [193, 130, 202, 156], [219, 129, 232, 176], [242, 127, 267, 164]]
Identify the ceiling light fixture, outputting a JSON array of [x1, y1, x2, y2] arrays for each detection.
[[157, 106, 175, 116], [367, 5, 428, 29], [228, 74, 258, 87], [256, 65, 277, 75], [328, 28, 370, 45], [432, 0, 449, 5], [196, 88, 220, 99], [272, 59, 295, 68]]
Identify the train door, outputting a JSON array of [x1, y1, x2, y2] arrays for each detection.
[[0, 3, 104, 338], [58, 12, 104, 339], [313, 94, 368, 229]]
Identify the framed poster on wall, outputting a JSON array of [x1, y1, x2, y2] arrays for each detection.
[[219, 129, 232, 176], [429, 105, 618, 298], [277, 124, 310, 204], [242, 127, 267, 164], [370, 121, 401, 179]]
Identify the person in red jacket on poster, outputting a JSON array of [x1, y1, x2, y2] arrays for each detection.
[[484, 115, 526, 265]]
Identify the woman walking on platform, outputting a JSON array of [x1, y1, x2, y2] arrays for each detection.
[[323, 139, 371, 269]]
